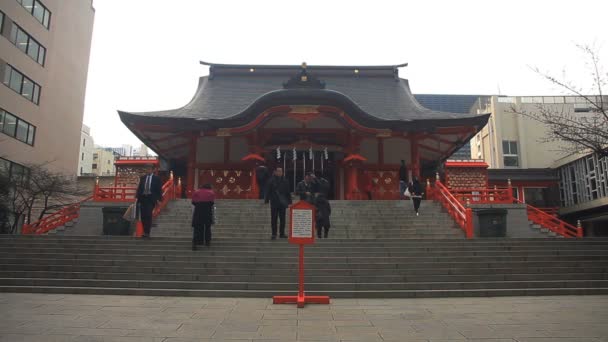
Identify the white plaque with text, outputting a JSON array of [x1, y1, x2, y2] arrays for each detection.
[[291, 209, 313, 238]]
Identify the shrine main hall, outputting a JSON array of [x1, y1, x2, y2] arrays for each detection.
[[119, 62, 490, 200]]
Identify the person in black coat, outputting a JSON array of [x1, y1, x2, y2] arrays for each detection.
[[315, 194, 331, 238], [314, 171, 330, 198], [408, 177, 424, 216], [296, 173, 316, 204], [136, 168, 163, 237], [191, 183, 215, 250], [264, 168, 292, 240], [256, 164, 270, 199]]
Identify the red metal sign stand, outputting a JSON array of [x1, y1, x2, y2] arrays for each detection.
[[273, 201, 330, 308]]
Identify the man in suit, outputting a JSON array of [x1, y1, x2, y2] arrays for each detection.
[[296, 172, 316, 204], [264, 167, 292, 240], [136, 167, 163, 237]]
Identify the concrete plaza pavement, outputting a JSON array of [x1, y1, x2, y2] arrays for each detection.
[[0, 293, 607, 342]]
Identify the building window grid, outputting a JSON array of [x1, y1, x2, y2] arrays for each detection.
[[0, 157, 30, 184], [0, 108, 36, 146], [2, 65, 41, 104], [559, 153, 608, 207], [15, 0, 51, 29], [8, 23, 46, 66]]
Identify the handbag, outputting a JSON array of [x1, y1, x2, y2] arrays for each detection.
[[403, 188, 411, 198], [123, 203, 137, 222]]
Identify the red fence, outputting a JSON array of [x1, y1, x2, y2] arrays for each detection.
[[449, 188, 512, 204], [22, 196, 93, 235], [153, 178, 176, 217], [514, 198, 582, 238], [93, 186, 137, 202], [23, 175, 179, 235], [431, 180, 474, 239]]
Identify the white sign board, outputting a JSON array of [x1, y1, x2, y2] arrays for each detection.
[[291, 209, 313, 238]]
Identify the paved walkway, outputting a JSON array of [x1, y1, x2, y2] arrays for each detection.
[[0, 293, 607, 341]]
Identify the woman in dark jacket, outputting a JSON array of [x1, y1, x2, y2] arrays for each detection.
[[408, 178, 424, 216], [315, 194, 331, 238], [191, 183, 215, 250]]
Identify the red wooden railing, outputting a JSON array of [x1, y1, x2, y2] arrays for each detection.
[[537, 207, 559, 216], [153, 177, 176, 217], [449, 188, 513, 204], [431, 180, 474, 239], [514, 198, 582, 238], [22, 196, 93, 235], [23, 173, 179, 236], [93, 186, 137, 202], [429, 176, 582, 238]]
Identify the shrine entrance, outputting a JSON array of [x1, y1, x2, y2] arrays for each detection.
[[267, 149, 341, 200]]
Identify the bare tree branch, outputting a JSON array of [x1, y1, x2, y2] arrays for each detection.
[[509, 44, 608, 157]]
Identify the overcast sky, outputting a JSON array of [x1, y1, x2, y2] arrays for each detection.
[[82, 0, 608, 148]]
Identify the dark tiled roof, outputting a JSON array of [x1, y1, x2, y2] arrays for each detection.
[[119, 64, 488, 128], [414, 94, 483, 114], [413, 94, 488, 159]]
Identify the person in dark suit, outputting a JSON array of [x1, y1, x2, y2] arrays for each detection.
[[315, 193, 331, 238], [264, 167, 292, 240], [256, 164, 270, 199], [314, 171, 331, 198], [296, 173, 316, 204], [408, 177, 424, 216], [191, 183, 215, 250], [136, 168, 162, 237]]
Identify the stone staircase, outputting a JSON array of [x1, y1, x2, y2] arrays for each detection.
[[1, 235, 608, 298], [153, 199, 464, 239]]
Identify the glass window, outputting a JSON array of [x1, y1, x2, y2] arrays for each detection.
[[504, 156, 519, 167], [15, 27, 29, 53], [0, 110, 4, 133], [8, 69, 23, 93], [26, 125, 35, 145], [11, 163, 26, 183], [16, 120, 28, 142], [502, 140, 519, 167], [32, 83, 40, 104], [37, 45, 45, 65], [0, 12, 4, 34], [81, 153, 84, 161], [33, 2, 44, 23], [42, 9, 50, 28], [21, 0, 34, 11], [0, 158, 10, 176], [3, 112, 17, 136], [2, 65, 10, 86], [21, 78, 34, 101], [27, 39, 39, 61], [9, 24, 18, 43]]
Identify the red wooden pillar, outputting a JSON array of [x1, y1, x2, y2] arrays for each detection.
[[410, 136, 421, 180], [377, 138, 384, 165], [346, 164, 358, 200], [186, 134, 197, 198]]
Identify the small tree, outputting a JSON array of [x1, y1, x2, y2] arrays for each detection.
[[3, 163, 90, 234], [509, 45, 607, 156]]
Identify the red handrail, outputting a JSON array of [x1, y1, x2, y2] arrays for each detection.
[[153, 178, 175, 217], [22, 195, 93, 235], [449, 188, 512, 204], [93, 186, 137, 202], [514, 198, 582, 238], [433, 180, 474, 239]]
